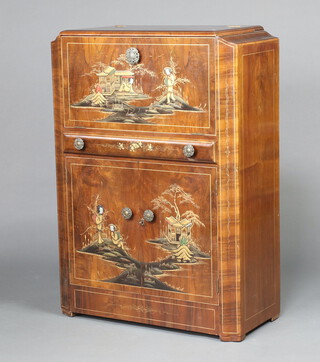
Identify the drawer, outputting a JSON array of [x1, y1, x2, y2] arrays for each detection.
[[60, 35, 215, 135], [63, 134, 216, 163]]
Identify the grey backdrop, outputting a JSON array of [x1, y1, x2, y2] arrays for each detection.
[[1, 0, 319, 361]]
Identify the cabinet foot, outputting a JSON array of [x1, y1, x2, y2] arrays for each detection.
[[270, 313, 280, 322], [219, 334, 246, 342], [62, 307, 77, 317]]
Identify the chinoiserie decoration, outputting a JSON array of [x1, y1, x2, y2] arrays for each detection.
[[78, 184, 210, 293], [72, 54, 205, 124]]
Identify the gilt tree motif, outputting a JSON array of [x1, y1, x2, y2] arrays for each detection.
[[151, 184, 205, 228], [81, 57, 156, 80], [112, 54, 157, 78]]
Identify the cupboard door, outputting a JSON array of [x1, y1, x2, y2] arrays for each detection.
[[61, 36, 215, 135], [134, 161, 218, 306], [65, 156, 218, 306]]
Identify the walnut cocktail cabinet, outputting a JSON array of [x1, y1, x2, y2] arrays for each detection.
[[51, 25, 279, 342]]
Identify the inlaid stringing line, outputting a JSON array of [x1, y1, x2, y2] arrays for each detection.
[[242, 49, 276, 321], [70, 162, 213, 298], [64, 40, 212, 130], [73, 289, 216, 330], [218, 38, 240, 335], [232, 41, 240, 334], [67, 159, 217, 301], [66, 42, 210, 128]]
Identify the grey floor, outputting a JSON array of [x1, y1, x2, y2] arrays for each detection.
[[1, 223, 319, 362]]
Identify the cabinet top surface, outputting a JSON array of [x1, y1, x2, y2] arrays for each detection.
[[58, 25, 263, 36]]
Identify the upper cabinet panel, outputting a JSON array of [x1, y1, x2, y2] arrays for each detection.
[[61, 36, 215, 135]]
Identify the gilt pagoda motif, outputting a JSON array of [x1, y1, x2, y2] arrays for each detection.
[[71, 54, 205, 124]]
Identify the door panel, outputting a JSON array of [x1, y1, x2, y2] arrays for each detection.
[[61, 36, 215, 135], [66, 155, 218, 305]]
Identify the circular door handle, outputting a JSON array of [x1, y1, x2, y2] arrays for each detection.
[[74, 138, 85, 150], [122, 207, 133, 220], [126, 47, 140, 65], [143, 209, 154, 222], [183, 144, 195, 158]]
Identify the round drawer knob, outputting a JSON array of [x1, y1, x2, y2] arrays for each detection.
[[122, 207, 133, 220], [126, 47, 140, 65], [74, 138, 85, 150], [183, 144, 195, 158], [143, 209, 154, 223]]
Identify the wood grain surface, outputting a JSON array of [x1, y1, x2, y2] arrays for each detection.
[[52, 25, 279, 341]]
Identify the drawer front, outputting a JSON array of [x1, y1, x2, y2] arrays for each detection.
[[64, 134, 216, 163], [65, 156, 218, 306], [61, 36, 215, 135]]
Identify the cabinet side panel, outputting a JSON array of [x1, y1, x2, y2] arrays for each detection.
[[239, 40, 280, 332], [52, 38, 72, 313]]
